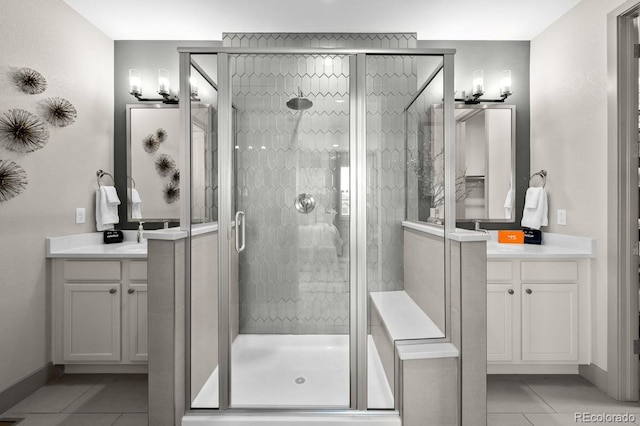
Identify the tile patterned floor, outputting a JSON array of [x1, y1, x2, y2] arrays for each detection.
[[488, 375, 640, 426], [0, 374, 147, 426], [2, 373, 640, 425]]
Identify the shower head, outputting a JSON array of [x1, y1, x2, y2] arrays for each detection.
[[286, 88, 313, 111]]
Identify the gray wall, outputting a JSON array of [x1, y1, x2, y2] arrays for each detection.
[[0, 0, 113, 394], [114, 40, 221, 229], [419, 40, 531, 229]]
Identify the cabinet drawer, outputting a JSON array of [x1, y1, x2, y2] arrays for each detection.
[[487, 261, 512, 282], [521, 261, 578, 282], [64, 261, 121, 281], [129, 261, 147, 281]]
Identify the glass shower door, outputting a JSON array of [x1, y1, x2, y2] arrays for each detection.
[[228, 54, 352, 408]]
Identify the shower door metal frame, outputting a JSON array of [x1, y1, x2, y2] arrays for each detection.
[[179, 46, 457, 415]]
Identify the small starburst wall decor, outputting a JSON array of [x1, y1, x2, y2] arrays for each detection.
[[155, 153, 176, 177], [42, 97, 77, 127], [163, 181, 180, 204], [0, 159, 28, 202], [13, 67, 47, 94], [0, 109, 49, 153]]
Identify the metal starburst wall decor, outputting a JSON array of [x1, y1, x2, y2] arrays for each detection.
[[155, 128, 167, 143], [0, 159, 28, 202], [155, 153, 176, 177], [0, 109, 49, 153], [163, 181, 180, 204], [42, 97, 77, 127], [142, 134, 160, 153], [13, 67, 47, 94], [142, 128, 168, 154]]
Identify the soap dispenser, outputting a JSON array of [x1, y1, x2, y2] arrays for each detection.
[[137, 221, 145, 243]]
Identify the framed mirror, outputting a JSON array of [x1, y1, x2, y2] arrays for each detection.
[[127, 104, 181, 222], [454, 104, 515, 222], [126, 103, 215, 223]]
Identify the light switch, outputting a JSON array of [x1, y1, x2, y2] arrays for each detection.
[[557, 209, 567, 225], [75, 208, 85, 224]]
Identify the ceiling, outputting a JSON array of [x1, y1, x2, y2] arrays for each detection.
[[62, 0, 582, 41]]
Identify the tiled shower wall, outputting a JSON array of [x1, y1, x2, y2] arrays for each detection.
[[224, 33, 416, 333]]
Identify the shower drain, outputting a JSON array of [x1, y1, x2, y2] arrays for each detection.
[[294, 376, 306, 384]]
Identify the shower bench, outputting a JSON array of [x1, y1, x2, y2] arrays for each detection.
[[370, 290, 458, 425]]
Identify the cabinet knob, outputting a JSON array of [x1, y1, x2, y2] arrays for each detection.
[[508, 289, 514, 295], [128, 289, 135, 294], [109, 288, 117, 294], [526, 288, 533, 294]]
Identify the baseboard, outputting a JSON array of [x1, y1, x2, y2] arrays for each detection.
[[64, 364, 148, 374], [487, 364, 579, 374], [579, 363, 608, 392], [0, 362, 63, 414]]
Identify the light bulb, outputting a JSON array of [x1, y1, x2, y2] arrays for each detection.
[[500, 70, 512, 97], [158, 69, 170, 95], [129, 69, 141, 96], [472, 70, 484, 97]]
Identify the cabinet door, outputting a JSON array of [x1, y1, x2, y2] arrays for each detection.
[[63, 283, 121, 362], [522, 283, 578, 362], [127, 284, 148, 361], [487, 284, 514, 362]]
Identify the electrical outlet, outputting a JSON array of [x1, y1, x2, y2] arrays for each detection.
[[557, 209, 567, 225], [75, 208, 85, 224]]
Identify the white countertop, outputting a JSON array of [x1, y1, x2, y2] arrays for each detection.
[[486, 231, 595, 259], [46, 224, 218, 258], [143, 228, 188, 241], [402, 221, 491, 242], [46, 231, 147, 259]]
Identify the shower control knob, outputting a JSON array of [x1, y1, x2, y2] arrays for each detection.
[[128, 289, 135, 294], [507, 289, 514, 295], [526, 288, 532, 294], [295, 193, 316, 214], [109, 288, 117, 294]]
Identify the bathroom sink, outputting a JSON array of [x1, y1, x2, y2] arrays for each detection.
[[115, 244, 147, 253]]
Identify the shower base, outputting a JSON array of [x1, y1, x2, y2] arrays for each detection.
[[191, 334, 393, 409]]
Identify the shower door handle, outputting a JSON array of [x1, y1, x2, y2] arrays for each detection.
[[235, 211, 246, 253]]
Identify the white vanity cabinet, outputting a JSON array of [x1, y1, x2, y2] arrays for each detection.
[[487, 283, 515, 362], [487, 255, 590, 373], [52, 258, 148, 366]]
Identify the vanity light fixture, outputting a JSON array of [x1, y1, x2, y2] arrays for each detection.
[[456, 69, 513, 104], [128, 68, 202, 104]]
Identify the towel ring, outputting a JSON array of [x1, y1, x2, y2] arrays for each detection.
[[529, 170, 547, 188], [96, 169, 114, 187], [127, 176, 136, 188]]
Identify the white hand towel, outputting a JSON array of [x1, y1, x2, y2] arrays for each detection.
[[129, 188, 143, 220], [96, 187, 120, 231], [503, 188, 513, 219], [521, 187, 548, 230], [102, 185, 120, 205], [524, 187, 541, 209], [130, 188, 142, 204]]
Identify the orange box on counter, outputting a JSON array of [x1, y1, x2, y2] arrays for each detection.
[[498, 230, 525, 244]]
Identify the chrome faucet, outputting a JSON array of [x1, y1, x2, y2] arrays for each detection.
[[474, 220, 489, 234], [137, 221, 145, 243]]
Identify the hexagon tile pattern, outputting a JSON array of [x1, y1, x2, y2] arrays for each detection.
[[224, 33, 417, 334]]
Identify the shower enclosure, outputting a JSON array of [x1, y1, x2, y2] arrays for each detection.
[[179, 44, 456, 418]]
